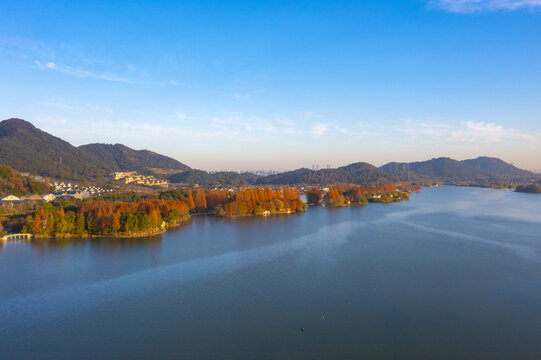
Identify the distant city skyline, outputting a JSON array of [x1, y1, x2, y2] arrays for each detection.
[[1, 0, 540, 171]]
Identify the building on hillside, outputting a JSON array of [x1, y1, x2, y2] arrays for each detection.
[[54, 190, 90, 200], [41, 193, 56, 202], [113, 171, 137, 180], [74, 191, 90, 200], [1, 195, 20, 202], [113, 171, 168, 187]]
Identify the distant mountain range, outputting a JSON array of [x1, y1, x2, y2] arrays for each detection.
[[0, 118, 190, 180], [381, 157, 538, 183], [255, 162, 398, 185], [0, 118, 539, 186]]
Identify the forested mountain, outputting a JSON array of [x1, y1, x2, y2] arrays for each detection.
[[0, 118, 190, 180], [380, 157, 539, 183], [256, 162, 398, 185], [79, 143, 190, 175], [168, 169, 260, 186], [0, 166, 54, 196], [0, 118, 111, 180], [461, 157, 538, 182]]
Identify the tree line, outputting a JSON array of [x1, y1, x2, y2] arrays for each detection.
[[22, 187, 306, 237], [306, 183, 410, 207]]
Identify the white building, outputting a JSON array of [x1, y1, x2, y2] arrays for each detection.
[[41, 194, 56, 202], [0, 195, 20, 202]]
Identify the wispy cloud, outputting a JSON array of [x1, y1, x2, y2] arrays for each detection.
[[228, 92, 250, 101], [451, 121, 534, 142], [40, 101, 113, 113], [311, 123, 330, 138], [0, 36, 55, 59], [394, 122, 452, 137], [395, 120, 534, 143], [430, 0, 541, 13], [34, 61, 133, 83]]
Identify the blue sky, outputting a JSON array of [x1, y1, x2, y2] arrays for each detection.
[[1, 0, 541, 171]]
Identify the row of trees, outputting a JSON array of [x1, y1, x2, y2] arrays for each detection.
[[23, 198, 191, 237], [306, 183, 410, 207], [22, 187, 307, 237], [160, 187, 305, 216], [220, 188, 305, 217]]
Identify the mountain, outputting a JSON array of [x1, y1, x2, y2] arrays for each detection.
[[256, 162, 398, 185], [167, 162, 397, 187], [79, 143, 190, 175], [168, 169, 260, 186], [0, 118, 190, 181], [380, 157, 486, 182], [461, 157, 538, 182], [0, 118, 111, 180], [380, 157, 540, 183]]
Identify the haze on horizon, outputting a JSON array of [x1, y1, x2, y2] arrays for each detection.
[[1, 0, 540, 172]]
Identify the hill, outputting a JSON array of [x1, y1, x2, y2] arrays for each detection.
[[380, 157, 486, 182], [257, 162, 398, 185], [0, 118, 111, 180], [168, 170, 260, 186], [0, 118, 191, 181], [79, 143, 190, 175], [380, 157, 540, 183], [461, 157, 538, 182], [0, 166, 53, 196]]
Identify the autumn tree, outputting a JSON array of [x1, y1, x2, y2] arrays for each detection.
[[186, 190, 195, 210], [194, 189, 207, 212], [306, 187, 322, 205]]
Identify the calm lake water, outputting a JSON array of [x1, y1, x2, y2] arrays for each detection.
[[1, 186, 541, 359]]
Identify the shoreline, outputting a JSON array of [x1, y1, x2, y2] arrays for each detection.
[[18, 200, 407, 240]]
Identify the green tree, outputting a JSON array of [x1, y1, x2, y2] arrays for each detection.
[[165, 209, 180, 223], [74, 213, 86, 234]]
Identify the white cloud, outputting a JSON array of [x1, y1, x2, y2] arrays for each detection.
[[85, 104, 113, 113], [40, 101, 112, 113], [0, 36, 55, 59], [431, 0, 541, 13], [34, 60, 133, 83], [229, 92, 250, 101], [394, 122, 452, 137], [394, 120, 534, 143], [176, 113, 192, 121], [40, 102, 72, 109], [311, 123, 329, 138], [451, 121, 534, 142]]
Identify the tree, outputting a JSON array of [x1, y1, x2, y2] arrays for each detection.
[[165, 209, 180, 223], [31, 214, 43, 233], [74, 213, 86, 235], [186, 190, 195, 210], [306, 187, 322, 205], [194, 189, 207, 212]]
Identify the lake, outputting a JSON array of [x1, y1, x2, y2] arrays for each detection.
[[1, 186, 541, 359]]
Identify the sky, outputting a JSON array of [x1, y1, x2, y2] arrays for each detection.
[[1, 0, 541, 171]]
